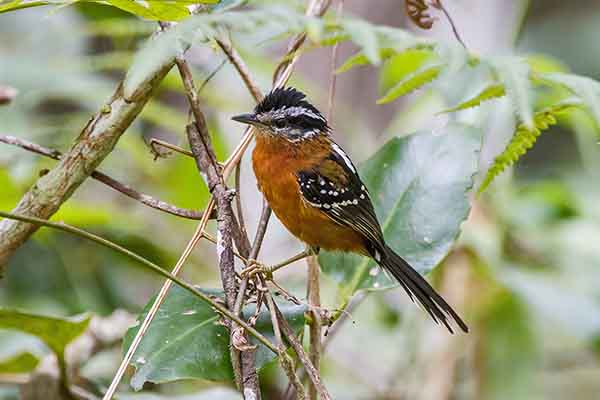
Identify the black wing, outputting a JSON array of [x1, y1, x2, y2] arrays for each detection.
[[296, 142, 385, 255]]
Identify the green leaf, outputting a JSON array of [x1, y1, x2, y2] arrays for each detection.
[[336, 48, 396, 74], [491, 58, 534, 130], [439, 83, 506, 114], [0, 308, 89, 366], [105, 1, 217, 22], [540, 72, 600, 125], [0, 1, 217, 17], [319, 124, 480, 298], [123, 286, 306, 389], [378, 49, 439, 95], [0, 352, 40, 374], [376, 49, 444, 104], [479, 100, 581, 193]]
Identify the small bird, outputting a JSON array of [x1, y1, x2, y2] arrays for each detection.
[[232, 87, 467, 333]]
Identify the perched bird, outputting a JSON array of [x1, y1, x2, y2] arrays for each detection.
[[232, 87, 467, 333]]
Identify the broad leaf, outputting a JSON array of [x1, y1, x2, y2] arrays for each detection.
[[320, 124, 480, 298], [0, 352, 40, 374], [0, 308, 89, 367], [0, 0, 217, 17], [123, 286, 306, 389]]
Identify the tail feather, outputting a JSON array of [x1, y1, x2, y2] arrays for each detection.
[[379, 245, 468, 333]]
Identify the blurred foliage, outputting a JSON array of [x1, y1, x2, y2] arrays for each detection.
[[1, 0, 600, 399]]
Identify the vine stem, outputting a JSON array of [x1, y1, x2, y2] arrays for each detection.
[[0, 211, 277, 353]]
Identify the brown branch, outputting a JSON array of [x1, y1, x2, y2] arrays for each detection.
[[0, 135, 212, 221], [274, 303, 332, 400], [265, 291, 306, 399], [0, 27, 177, 269], [306, 255, 322, 400]]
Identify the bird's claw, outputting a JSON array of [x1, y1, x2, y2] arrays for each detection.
[[240, 259, 273, 280]]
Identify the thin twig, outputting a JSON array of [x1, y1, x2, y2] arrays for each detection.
[[0, 135, 210, 221], [0, 211, 277, 353], [274, 303, 332, 400], [265, 291, 306, 399], [431, 0, 467, 48], [103, 208, 211, 400], [234, 162, 248, 248], [306, 255, 321, 400], [326, 0, 344, 122], [149, 138, 194, 158]]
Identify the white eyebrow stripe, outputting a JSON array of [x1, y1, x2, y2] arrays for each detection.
[[331, 143, 356, 173]]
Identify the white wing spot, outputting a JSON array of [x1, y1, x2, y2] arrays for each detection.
[[323, 204, 331, 209], [353, 199, 359, 205]]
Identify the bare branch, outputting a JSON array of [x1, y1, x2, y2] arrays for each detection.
[[306, 255, 322, 400], [274, 303, 332, 400], [0, 135, 211, 221], [265, 291, 306, 399]]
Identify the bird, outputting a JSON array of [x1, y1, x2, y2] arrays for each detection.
[[232, 87, 468, 333]]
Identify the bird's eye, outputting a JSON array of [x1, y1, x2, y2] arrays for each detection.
[[273, 119, 286, 129]]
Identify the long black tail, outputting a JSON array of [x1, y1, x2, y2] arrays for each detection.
[[379, 244, 468, 333]]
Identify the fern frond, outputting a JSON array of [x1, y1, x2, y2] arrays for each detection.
[[377, 63, 444, 104], [479, 102, 579, 193], [336, 48, 396, 74], [540, 73, 600, 124], [439, 83, 506, 114]]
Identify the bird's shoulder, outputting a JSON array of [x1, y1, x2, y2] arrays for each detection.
[[295, 139, 384, 246]]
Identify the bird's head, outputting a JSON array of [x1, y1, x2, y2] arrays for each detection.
[[232, 87, 329, 141]]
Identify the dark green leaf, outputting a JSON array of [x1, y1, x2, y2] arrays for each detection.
[[123, 286, 306, 389], [320, 124, 480, 298], [0, 352, 40, 374], [0, 308, 89, 364]]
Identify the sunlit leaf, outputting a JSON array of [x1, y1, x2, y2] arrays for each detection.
[[0, 352, 40, 374], [0, 308, 89, 367], [439, 83, 506, 114], [123, 286, 306, 389], [320, 124, 480, 298]]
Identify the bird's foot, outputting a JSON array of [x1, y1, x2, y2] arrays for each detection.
[[240, 259, 273, 281]]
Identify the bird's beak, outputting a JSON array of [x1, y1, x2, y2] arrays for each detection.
[[231, 113, 259, 125]]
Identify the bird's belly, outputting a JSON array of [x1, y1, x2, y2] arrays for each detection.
[[260, 175, 364, 253]]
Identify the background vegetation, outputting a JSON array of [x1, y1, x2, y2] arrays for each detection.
[[1, 0, 600, 399]]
